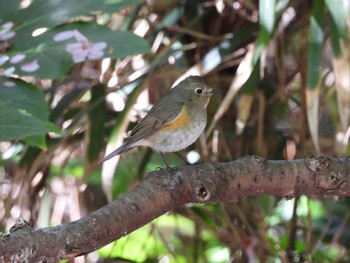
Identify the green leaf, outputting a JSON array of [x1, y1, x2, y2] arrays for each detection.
[[0, 0, 149, 79], [259, 0, 276, 44], [325, 0, 349, 40], [4, 22, 149, 79], [23, 135, 47, 149], [50, 84, 85, 121], [241, 60, 260, 94], [306, 0, 324, 152], [306, 0, 324, 89], [200, 23, 258, 73], [5, 0, 144, 38], [0, 0, 21, 20], [325, 0, 349, 56], [0, 77, 60, 144], [86, 84, 106, 162], [253, 0, 276, 63]]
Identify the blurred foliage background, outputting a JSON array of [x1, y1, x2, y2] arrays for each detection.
[[0, 0, 350, 262]]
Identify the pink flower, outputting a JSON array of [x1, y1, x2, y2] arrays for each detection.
[[21, 60, 40, 72], [53, 29, 107, 63], [0, 55, 10, 66], [4, 66, 15, 76], [66, 41, 107, 63], [0, 22, 16, 41], [10, 54, 26, 64], [3, 81, 15, 87], [53, 30, 77, 42]]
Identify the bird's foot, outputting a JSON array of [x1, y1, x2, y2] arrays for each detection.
[[156, 165, 178, 174]]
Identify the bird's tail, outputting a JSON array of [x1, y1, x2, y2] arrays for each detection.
[[98, 144, 132, 163]]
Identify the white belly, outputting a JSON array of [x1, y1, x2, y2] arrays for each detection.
[[140, 118, 206, 152]]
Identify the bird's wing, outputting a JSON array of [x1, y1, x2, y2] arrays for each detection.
[[126, 100, 185, 145], [99, 99, 185, 163]]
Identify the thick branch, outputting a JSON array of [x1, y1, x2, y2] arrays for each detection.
[[1, 155, 349, 262]]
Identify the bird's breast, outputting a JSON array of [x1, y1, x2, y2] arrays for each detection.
[[161, 106, 191, 131], [145, 105, 207, 152]]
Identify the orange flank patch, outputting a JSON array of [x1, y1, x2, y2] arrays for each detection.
[[161, 106, 190, 131]]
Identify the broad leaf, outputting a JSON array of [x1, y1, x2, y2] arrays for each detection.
[[306, 0, 325, 153], [2, 0, 144, 40], [253, 0, 276, 63], [306, 0, 324, 89], [87, 83, 106, 162], [2, 23, 149, 79], [0, 77, 60, 143]]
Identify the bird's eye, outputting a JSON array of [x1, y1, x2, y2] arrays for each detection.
[[195, 88, 203, 95]]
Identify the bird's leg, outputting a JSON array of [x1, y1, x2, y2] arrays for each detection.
[[160, 152, 171, 169], [175, 152, 190, 165], [157, 153, 182, 173]]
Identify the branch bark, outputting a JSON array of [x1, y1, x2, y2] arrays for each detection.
[[1, 155, 349, 262]]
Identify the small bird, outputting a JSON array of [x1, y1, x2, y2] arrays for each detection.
[[101, 76, 219, 164]]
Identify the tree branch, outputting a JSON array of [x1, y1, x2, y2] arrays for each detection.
[[1, 155, 349, 262]]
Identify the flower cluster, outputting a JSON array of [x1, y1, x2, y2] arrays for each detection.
[[1, 25, 108, 77], [0, 22, 16, 41], [0, 54, 39, 76], [0, 21, 40, 76], [53, 29, 107, 63]]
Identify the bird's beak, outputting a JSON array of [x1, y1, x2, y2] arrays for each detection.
[[209, 88, 221, 94]]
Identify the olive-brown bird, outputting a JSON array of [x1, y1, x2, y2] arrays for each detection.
[[101, 76, 219, 163]]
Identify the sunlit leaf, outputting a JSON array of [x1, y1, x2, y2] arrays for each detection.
[[306, 0, 324, 153], [259, 0, 276, 45], [208, 44, 257, 135], [102, 79, 146, 201], [333, 46, 350, 133], [306, 87, 321, 153], [253, 0, 276, 63], [325, 0, 350, 134], [325, 0, 349, 55], [306, 0, 324, 89]]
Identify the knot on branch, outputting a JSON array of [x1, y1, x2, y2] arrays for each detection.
[[194, 185, 211, 202], [251, 155, 265, 163], [239, 155, 267, 172], [305, 154, 330, 173], [9, 218, 33, 233], [189, 165, 221, 203], [305, 154, 346, 191], [240, 155, 265, 163], [316, 172, 344, 191]]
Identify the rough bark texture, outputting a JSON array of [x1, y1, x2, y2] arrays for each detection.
[[1, 155, 349, 262]]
